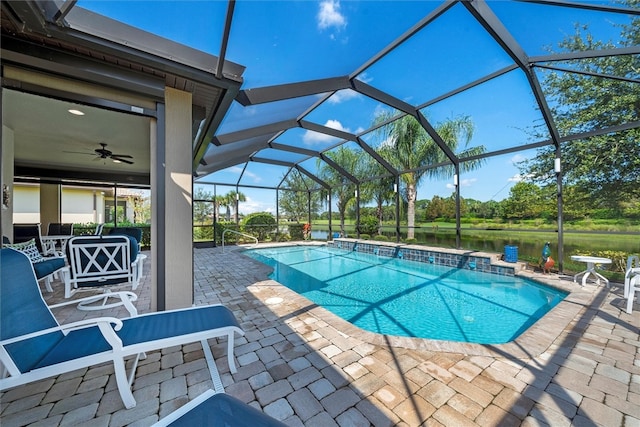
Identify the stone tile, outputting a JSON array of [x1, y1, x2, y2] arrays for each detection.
[[59, 402, 98, 426], [450, 359, 483, 382], [493, 386, 535, 419], [336, 407, 372, 427], [308, 378, 337, 400], [41, 377, 83, 404], [249, 371, 274, 390], [289, 366, 323, 390], [0, 403, 54, 427], [432, 404, 478, 427], [476, 404, 521, 427], [393, 394, 436, 427], [255, 380, 294, 406], [528, 403, 572, 427], [578, 397, 624, 427], [159, 376, 187, 403], [49, 389, 104, 416], [356, 397, 400, 427], [287, 388, 323, 421], [373, 385, 405, 410], [449, 377, 493, 408], [446, 393, 483, 420], [263, 398, 294, 421], [418, 381, 456, 408], [321, 387, 361, 418], [305, 411, 340, 427]]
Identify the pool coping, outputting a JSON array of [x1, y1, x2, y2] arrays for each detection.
[[239, 241, 599, 360]]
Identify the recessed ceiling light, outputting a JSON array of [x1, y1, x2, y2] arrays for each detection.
[[68, 109, 85, 116]]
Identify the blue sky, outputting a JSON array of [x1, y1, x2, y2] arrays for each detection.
[[79, 0, 629, 214]]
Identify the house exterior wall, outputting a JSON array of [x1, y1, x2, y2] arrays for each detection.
[[12, 184, 125, 225], [62, 188, 103, 224], [13, 184, 40, 223]]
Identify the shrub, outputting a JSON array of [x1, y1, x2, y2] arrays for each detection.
[[358, 215, 379, 235], [373, 235, 389, 241], [403, 238, 418, 244], [359, 233, 370, 240], [242, 212, 276, 241], [277, 233, 291, 242], [289, 223, 305, 240]]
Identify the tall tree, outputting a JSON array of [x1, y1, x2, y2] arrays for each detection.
[[221, 190, 246, 222], [373, 113, 485, 238], [279, 170, 321, 222], [521, 10, 640, 208], [316, 146, 361, 235], [361, 155, 395, 233], [193, 188, 214, 225]]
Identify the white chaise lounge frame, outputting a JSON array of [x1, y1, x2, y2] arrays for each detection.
[[0, 249, 244, 409]]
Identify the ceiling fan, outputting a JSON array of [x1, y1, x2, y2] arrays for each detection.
[[66, 143, 134, 164]]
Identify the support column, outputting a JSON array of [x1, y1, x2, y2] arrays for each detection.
[[1, 124, 15, 239], [159, 87, 193, 310], [40, 183, 60, 233]]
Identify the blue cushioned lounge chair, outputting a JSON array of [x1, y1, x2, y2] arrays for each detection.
[[0, 248, 244, 409], [153, 389, 287, 427]]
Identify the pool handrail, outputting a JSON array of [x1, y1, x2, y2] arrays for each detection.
[[222, 229, 258, 253]]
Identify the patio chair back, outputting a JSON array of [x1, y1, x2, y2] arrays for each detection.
[[1, 249, 63, 372], [108, 227, 142, 244], [47, 223, 73, 236], [66, 235, 135, 288], [13, 223, 44, 253]]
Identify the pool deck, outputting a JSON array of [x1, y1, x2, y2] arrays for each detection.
[[1, 244, 638, 426]]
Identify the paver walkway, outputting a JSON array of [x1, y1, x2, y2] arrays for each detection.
[[1, 245, 638, 426]]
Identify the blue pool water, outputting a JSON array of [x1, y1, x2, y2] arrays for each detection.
[[245, 245, 567, 344]]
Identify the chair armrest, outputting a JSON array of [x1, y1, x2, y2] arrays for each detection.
[[49, 291, 139, 317]]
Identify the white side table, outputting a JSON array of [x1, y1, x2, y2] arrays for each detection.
[[570, 255, 612, 287]]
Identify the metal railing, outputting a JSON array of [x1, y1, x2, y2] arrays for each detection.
[[222, 229, 258, 253]]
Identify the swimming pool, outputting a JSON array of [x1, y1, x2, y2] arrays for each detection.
[[245, 245, 567, 344]]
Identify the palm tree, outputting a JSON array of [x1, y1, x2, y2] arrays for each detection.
[[362, 156, 395, 234], [223, 190, 246, 222], [317, 146, 361, 236], [374, 112, 485, 239]]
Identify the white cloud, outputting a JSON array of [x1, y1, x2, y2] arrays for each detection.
[[328, 89, 360, 104], [510, 153, 527, 165], [446, 177, 477, 189], [317, 0, 346, 30], [302, 119, 347, 145], [356, 73, 373, 84], [227, 165, 260, 183], [508, 173, 533, 182], [239, 197, 275, 215]]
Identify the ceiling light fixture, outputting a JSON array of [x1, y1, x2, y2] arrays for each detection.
[[68, 109, 85, 116], [112, 159, 122, 164]]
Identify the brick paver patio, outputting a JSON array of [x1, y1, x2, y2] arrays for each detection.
[[1, 245, 638, 426]]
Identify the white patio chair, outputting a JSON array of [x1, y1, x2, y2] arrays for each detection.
[[61, 235, 146, 312], [624, 255, 640, 313]]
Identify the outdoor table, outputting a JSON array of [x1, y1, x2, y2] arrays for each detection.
[[41, 235, 73, 256], [570, 255, 612, 287]]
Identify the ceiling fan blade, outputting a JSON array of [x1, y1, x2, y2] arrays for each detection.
[[111, 156, 134, 165], [110, 153, 133, 158], [63, 150, 95, 155]]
